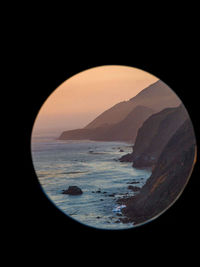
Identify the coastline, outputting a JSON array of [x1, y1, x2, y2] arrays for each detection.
[[115, 119, 196, 226], [32, 117, 196, 228], [32, 137, 150, 229]]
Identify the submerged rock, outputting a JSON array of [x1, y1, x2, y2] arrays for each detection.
[[128, 185, 140, 192], [96, 190, 101, 193], [112, 205, 126, 213], [62, 186, 83, 195]]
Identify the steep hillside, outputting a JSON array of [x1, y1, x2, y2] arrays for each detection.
[[121, 119, 196, 225], [59, 80, 181, 142], [85, 80, 180, 129], [98, 105, 154, 142], [59, 126, 109, 140], [59, 105, 155, 142], [120, 104, 188, 167]]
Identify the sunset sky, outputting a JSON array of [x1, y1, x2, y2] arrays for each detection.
[[32, 65, 158, 134]]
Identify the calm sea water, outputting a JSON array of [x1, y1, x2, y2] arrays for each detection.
[[31, 133, 151, 230]]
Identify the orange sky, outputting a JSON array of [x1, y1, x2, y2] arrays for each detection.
[[32, 65, 158, 134]]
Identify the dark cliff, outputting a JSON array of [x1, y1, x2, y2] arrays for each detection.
[[120, 104, 188, 167], [122, 119, 196, 225]]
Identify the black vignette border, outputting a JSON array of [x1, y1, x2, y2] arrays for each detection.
[[21, 47, 199, 248]]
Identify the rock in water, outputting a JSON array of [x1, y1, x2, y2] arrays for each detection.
[[112, 205, 126, 213], [128, 185, 140, 192], [108, 193, 115, 197], [62, 186, 83, 195]]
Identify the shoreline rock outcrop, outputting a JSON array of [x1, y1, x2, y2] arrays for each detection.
[[120, 119, 196, 225], [127, 185, 140, 192], [120, 104, 188, 168]]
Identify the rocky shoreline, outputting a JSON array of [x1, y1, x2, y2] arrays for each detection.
[[115, 118, 196, 226], [59, 104, 196, 227]]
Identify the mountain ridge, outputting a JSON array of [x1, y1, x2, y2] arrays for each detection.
[[59, 80, 181, 142], [85, 80, 180, 129], [59, 105, 155, 142]]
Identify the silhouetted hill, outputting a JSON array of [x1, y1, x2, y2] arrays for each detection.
[[120, 104, 188, 167], [59, 126, 108, 140], [59, 80, 181, 142], [91, 105, 155, 142], [85, 80, 180, 129], [98, 105, 154, 142], [59, 105, 154, 142], [121, 119, 196, 225]]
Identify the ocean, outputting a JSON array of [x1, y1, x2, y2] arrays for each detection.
[[31, 132, 151, 230]]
